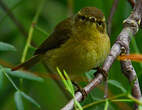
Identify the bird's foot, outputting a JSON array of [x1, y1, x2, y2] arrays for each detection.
[[94, 67, 108, 98], [94, 67, 108, 80], [72, 81, 87, 100]]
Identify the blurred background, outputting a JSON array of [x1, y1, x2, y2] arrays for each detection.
[[0, 0, 142, 110]]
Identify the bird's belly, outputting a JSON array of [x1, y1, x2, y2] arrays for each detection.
[[44, 40, 108, 75]]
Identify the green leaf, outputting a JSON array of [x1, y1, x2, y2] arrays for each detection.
[[4, 68, 44, 82], [0, 42, 16, 51], [63, 70, 74, 95], [56, 67, 69, 90], [57, 68, 83, 109], [20, 91, 40, 108], [108, 80, 126, 93], [0, 69, 4, 90], [0, 66, 19, 90], [14, 91, 24, 110]]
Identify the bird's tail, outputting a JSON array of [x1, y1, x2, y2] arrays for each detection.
[[12, 54, 43, 71]]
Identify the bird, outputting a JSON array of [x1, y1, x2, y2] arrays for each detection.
[[12, 7, 110, 82]]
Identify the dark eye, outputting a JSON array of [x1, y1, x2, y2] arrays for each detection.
[[78, 15, 86, 20], [97, 21, 103, 26], [90, 18, 95, 22]]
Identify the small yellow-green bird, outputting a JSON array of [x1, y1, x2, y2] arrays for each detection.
[[12, 7, 110, 79]]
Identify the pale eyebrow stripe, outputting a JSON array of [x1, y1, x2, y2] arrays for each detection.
[[102, 17, 105, 22]]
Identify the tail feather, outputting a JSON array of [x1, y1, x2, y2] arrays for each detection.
[[12, 55, 42, 71]]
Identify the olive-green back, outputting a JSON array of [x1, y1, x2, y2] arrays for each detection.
[[34, 17, 73, 55]]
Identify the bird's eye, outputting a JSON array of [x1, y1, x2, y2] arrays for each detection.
[[97, 21, 103, 26], [90, 17, 95, 22], [78, 15, 86, 20]]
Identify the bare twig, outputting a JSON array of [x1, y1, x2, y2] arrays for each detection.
[[119, 0, 142, 105], [120, 48, 141, 110], [127, 0, 142, 28], [120, 58, 141, 110], [0, 0, 27, 37], [0, 0, 37, 47], [107, 0, 119, 36], [105, 0, 119, 98], [61, 0, 142, 109]]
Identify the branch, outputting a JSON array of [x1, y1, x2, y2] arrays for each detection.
[[0, 0, 36, 47], [120, 59, 141, 110], [107, 0, 119, 36], [0, 0, 27, 37], [119, 2, 142, 108], [127, 0, 142, 28], [120, 49, 141, 109], [61, 0, 142, 109]]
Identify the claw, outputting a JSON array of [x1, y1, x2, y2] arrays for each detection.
[[94, 67, 108, 80], [72, 81, 87, 100]]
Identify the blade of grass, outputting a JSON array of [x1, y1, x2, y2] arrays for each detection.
[[0, 65, 40, 109], [0, 65, 19, 90], [20, 91, 40, 108], [5, 68, 44, 82], [74, 98, 83, 110], [63, 70, 74, 94], [14, 91, 24, 110], [0, 42, 16, 51], [57, 67, 83, 110], [56, 67, 69, 91]]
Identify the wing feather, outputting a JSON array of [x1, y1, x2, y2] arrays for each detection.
[[34, 17, 73, 55]]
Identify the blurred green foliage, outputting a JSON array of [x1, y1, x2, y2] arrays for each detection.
[[0, 0, 142, 110]]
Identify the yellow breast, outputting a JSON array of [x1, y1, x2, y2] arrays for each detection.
[[43, 32, 110, 75]]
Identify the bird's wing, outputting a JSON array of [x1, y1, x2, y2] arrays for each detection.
[[34, 17, 73, 55], [12, 17, 73, 71]]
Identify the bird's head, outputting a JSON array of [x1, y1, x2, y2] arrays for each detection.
[[74, 7, 106, 33]]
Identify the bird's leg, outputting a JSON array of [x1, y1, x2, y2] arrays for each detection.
[[94, 67, 108, 80], [72, 81, 87, 100], [94, 67, 108, 98], [62, 73, 87, 100]]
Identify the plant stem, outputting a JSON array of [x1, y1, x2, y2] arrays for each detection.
[[20, 0, 45, 89], [83, 93, 126, 109], [128, 94, 142, 105], [35, 25, 49, 36], [104, 99, 109, 110]]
